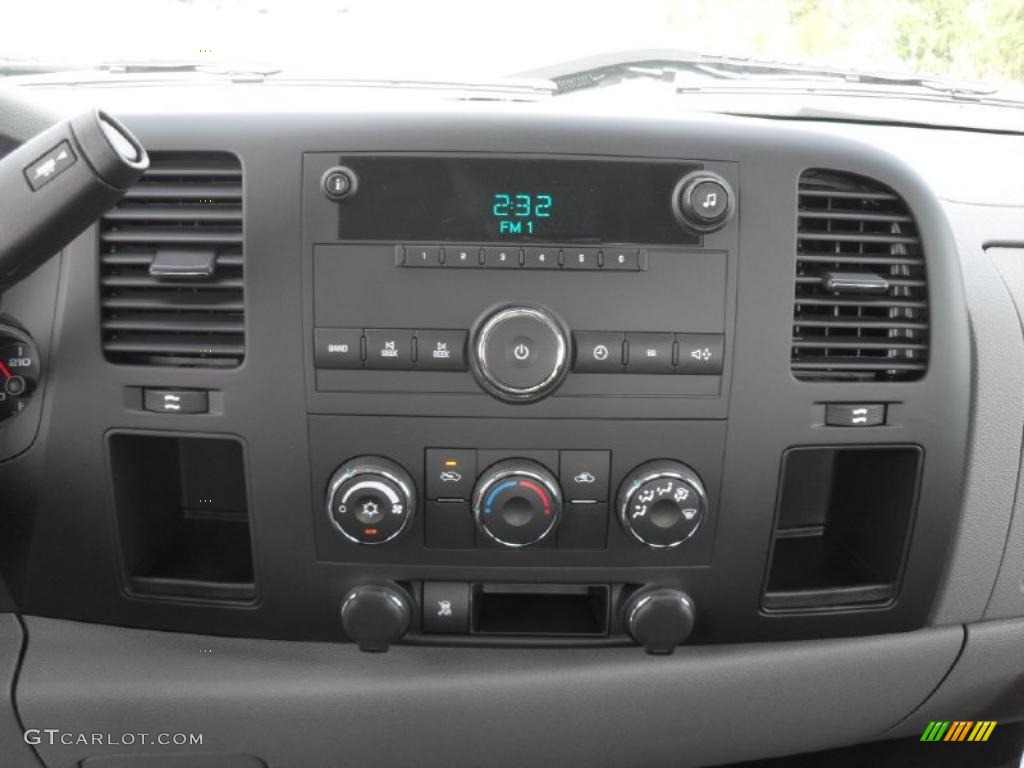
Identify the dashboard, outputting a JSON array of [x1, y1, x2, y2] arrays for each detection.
[[1, 89, 1023, 767]]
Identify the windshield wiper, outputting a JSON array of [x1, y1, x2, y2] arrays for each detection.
[[520, 49, 1003, 100], [0, 58, 284, 82]]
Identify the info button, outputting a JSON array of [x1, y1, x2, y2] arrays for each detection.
[[573, 331, 624, 372]]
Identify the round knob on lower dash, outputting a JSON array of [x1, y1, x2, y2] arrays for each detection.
[[472, 459, 563, 547], [326, 456, 416, 544], [340, 583, 412, 652], [625, 587, 696, 654]]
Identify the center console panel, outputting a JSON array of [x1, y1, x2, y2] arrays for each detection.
[[0, 112, 971, 654]]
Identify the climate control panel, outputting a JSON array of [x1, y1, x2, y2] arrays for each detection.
[[322, 448, 710, 554]]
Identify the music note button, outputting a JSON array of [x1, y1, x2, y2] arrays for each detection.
[[672, 171, 733, 233]]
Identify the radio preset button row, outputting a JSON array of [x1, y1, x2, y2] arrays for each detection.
[[400, 244, 646, 271], [572, 331, 725, 374], [314, 328, 468, 371]]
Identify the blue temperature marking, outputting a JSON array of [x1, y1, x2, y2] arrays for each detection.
[[484, 479, 518, 514]]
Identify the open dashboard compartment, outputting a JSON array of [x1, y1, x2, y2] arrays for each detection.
[[108, 432, 256, 602]]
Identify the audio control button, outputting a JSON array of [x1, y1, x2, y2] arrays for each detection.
[[675, 334, 724, 374], [523, 247, 559, 269], [672, 171, 735, 233], [403, 245, 443, 267], [573, 331, 624, 373], [603, 249, 641, 271], [415, 330, 467, 371], [314, 328, 363, 369], [564, 247, 600, 270], [482, 246, 520, 268], [445, 246, 481, 267], [625, 332, 674, 374], [365, 329, 413, 370]]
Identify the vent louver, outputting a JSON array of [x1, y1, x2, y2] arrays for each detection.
[[100, 152, 244, 367], [792, 169, 928, 382]]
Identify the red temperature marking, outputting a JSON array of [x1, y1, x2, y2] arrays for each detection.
[[518, 480, 552, 516]]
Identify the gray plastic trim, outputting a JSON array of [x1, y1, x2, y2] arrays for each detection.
[[982, 247, 1024, 621], [929, 202, 1024, 625], [887, 616, 1024, 738], [16, 617, 963, 768], [0, 614, 42, 767]]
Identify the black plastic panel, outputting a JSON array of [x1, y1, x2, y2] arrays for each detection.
[[0, 108, 970, 646]]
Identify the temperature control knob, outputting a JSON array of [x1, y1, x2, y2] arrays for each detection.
[[672, 170, 734, 233], [326, 457, 416, 544], [617, 460, 707, 548], [472, 459, 562, 547]]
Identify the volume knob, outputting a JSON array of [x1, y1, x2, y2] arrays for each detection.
[[469, 304, 570, 403]]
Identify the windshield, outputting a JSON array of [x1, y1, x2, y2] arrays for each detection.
[[2, 0, 1022, 88]]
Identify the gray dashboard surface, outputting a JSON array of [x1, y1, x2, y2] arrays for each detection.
[[981, 248, 1024, 621], [888, 617, 1024, 739], [929, 210, 1024, 624], [16, 616, 963, 768], [0, 614, 42, 767]]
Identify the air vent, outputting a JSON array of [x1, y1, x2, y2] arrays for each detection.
[[792, 169, 928, 382], [100, 152, 244, 367]]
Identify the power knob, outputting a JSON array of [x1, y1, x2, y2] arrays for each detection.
[[671, 170, 734, 233], [469, 304, 570, 403], [617, 460, 708, 548]]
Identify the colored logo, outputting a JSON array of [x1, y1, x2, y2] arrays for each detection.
[[920, 721, 997, 742]]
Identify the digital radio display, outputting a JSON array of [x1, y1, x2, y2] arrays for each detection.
[[334, 156, 701, 245]]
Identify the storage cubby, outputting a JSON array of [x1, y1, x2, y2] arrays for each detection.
[[763, 446, 921, 611], [472, 584, 609, 636], [109, 432, 255, 602]]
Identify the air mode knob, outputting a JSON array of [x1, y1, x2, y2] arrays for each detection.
[[672, 170, 734, 233], [326, 456, 416, 544], [470, 304, 570, 403], [472, 459, 563, 547], [617, 460, 708, 548]]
